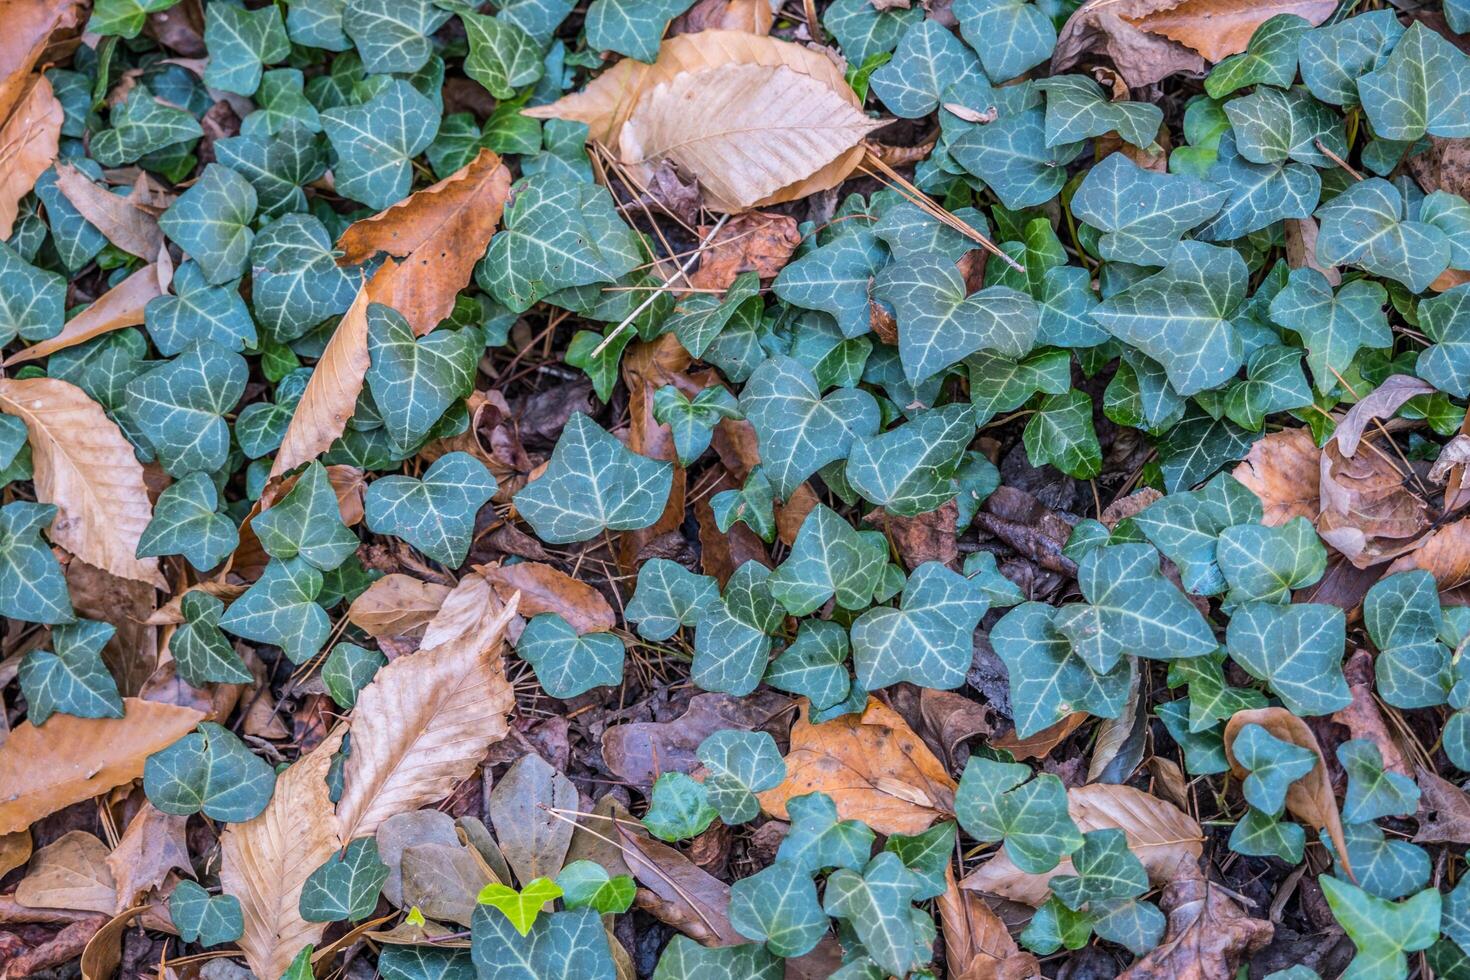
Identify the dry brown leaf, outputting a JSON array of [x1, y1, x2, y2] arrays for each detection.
[[939, 867, 1039, 980], [50, 161, 165, 258], [146, 580, 248, 625], [1127, 0, 1337, 63], [1414, 764, 1470, 844], [335, 574, 518, 842], [671, 0, 774, 35], [104, 802, 190, 912], [0, 699, 203, 834], [0, 376, 166, 587], [7, 261, 171, 365], [618, 336, 692, 569], [688, 212, 801, 290], [619, 62, 881, 212], [67, 558, 159, 696], [79, 906, 147, 980], [220, 730, 343, 980], [0, 0, 85, 124], [602, 691, 791, 787], [612, 809, 744, 946], [480, 560, 616, 634], [992, 711, 1088, 761], [1332, 649, 1411, 779], [865, 502, 959, 570], [335, 149, 511, 335], [1409, 135, 1470, 199], [1053, 0, 1206, 88], [0, 73, 61, 238], [757, 698, 958, 836], [1232, 426, 1320, 526], [1223, 707, 1350, 877], [1386, 516, 1470, 591], [347, 573, 451, 637], [0, 829, 33, 878], [1284, 217, 1339, 286], [1118, 876, 1274, 980], [962, 783, 1203, 906], [16, 831, 118, 914]]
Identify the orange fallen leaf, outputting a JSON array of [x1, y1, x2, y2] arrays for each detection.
[[687, 211, 801, 290], [1386, 516, 1470, 591], [481, 560, 617, 634], [1127, 0, 1338, 63], [993, 711, 1088, 760], [1232, 426, 1320, 526], [0, 72, 61, 238], [7, 260, 171, 364], [0, 830, 32, 878], [671, 0, 774, 35]]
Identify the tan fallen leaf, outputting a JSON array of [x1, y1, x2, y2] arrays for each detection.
[[145, 581, 249, 625], [0, 699, 204, 834], [7, 260, 171, 365], [0, 1, 84, 115], [220, 730, 343, 980], [1332, 649, 1412, 779], [104, 803, 191, 913], [50, 161, 165, 258], [80, 906, 149, 980], [758, 698, 957, 836], [1223, 707, 1350, 878], [1127, 0, 1337, 63], [1117, 876, 1273, 980], [1415, 765, 1470, 844], [1386, 516, 1470, 591], [620, 62, 881, 212], [1284, 217, 1339, 286], [962, 783, 1203, 906], [1232, 426, 1320, 526], [0, 376, 166, 588], [16, 831, 118, 914], [335, 574, 518, 842], [1053, 0, 1207, 88], [609, 804, 745, 946], [992, 711, 1088, 761], [335, 149, 511, 335], [672, 0, 774, 35], [0, 73, 61, 238], [939, 867, 1040, 980], [0, 830, 32, 878], [347, 573, 452, 637], [688, 211, 801, 290], [618, 336, 692, 570], [481, 560, 617, 634]]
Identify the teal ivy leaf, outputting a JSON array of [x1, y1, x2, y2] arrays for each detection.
[[321, 642, 384, 710], [1364, 570, 1450, 709], [203, 1, 290, 96], [1073, 153, 1228, 267], [159, 164, 258, 286], [236, 370, 310, 459], [1171, 655, 1267, 736], [955, 756, 1083, 873], [88, 0, 181, 38], [776, 790, 875, 874], [480, 176, 641, 313], [364, 452, 495, 566], [697, 730, 785, 825], [968, 347, 1071, 425], [252, 214, 360, 341], [499, 0, 575, 46], [0, 415, 25, 473], [1268, 268, 1390, 394], [711, 468, 776, 543], [92, 88, 203, 167], [765, 619, 852, 710], [380, 946, 473, 980], [1204, 14, 1309, 98], [584, 0, 693, 63], [19, 619, 122, 725], [0, 503, 73, 624], [1327, 822, 1430, 902], [241, 69, 322, 138], [870, 19, 992, 120], [33, 164, 109, 273], [512, 412, 672, 544], [1359, 21, 1470, 142], [1132, 473, 1262, 597], [1222, 344, 1313, 431], [0, 241, 64, 345], [365, 306, 480, 453], [729, 861, 826, 958], [851, 561, 987, 691], [343, 0, 451, 74], [1320, 878, 1440, 980], [1156, 698, 1229, 775], [1315, 177, 1451, 293], [287, 0, 351, 51], [643, 772, 718, 842], [874, 252, 1038, 384], [321, 79, 440, 209], [300, 836, 390, 922], [873, 198, 989, 264], [219, 556, 331, 664], [1216, 516, 1327, 606], [823, 0, 920, 66], [1224, 87, 1347, 168], [1338, 739, 1419, 823], [171, 591, 252, 686], [215, 125, 326, 219], [772, 229, 889, 339], [1417, 283, 1470, 397], [1021, 895, 1093, 955], [1023, 389, 1101, 479], [1300, 10, 1404, 107], [692, 561, 784, 695], [255, 462, 359, 571], [884, 821, 954, 901], [846, 404, 975, 515], [664, 273, 760, 359], [824, 853, 922, 980], [515, 613, 624, 698], [144, 721, 277, 821], [1225, 601, 1350, 716], [1421, 190, 1470, 270], [169, 880, 244, 946], [123, 341, 246, 476], [739, 355, 880, 499], [953, 0, 1056, 83], [650, 936, 781, 980], [1092, 898, 1167, 956], [1053, 543, 1217, 674], [1091, 241, 1246, 397], [136, 472, 238, 572], [1229, 805, 1305, 863], [962, 551, 1022, 608], [146, 261, 257, 357], [1233, 722, 1317, 816], [1050, 828, 1148, 910], [462, 12, 544, 99], [564, 327, 631, 403], [476, 878, 564, 937], [652, 384, 742, 466], [1105, 350, 1187, 432], [1036, 74, 1162, 148], [992, 601, 1132, 738], [625, 558, 718, 641], [946, 95, 1084, 209], [768, 504, 886, 615], [1196, 131, 1321, 242], [555, 860, 635, 915]]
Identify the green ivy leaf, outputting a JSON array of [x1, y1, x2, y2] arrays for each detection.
[[1223, 344, 1313, 431], [515, 612, 624, 698], [765, 619, 853, 710], [1315, 178, 1451, 293], [146, 261, 257, 357], [1359, 21, 1470, 142], [1133, 473, 1261, 596], [870, 19, 991, 119], [343, 0, 451, 74], [1229, 804, 1305, 862], [1167, 652, 1266, 733], [968, 347, 1072, 425], [1417, 283, 1470, 397], [584, 0, 692, 63], [321, 79, 440, 209], [380, 946, 473, 980], [300, 836, 390, 922], [1327, 822, 1429, 902], [136, 471, 239, 571], [219, 556, 330, 664], [1320, 878, 1440, 980], [775, 790, 874, 874], [242, 69, 321, 138], [955, 756, 1083, 873], [364, 452, 495, 566], [1224, 87, 1346, 168], [1225, 602, 1350, 716], [555, 860, 635, 914], [768, 504, 886, 615], [1338, 739, 1419, 823], [883, 821, 954, 901], [697, 730, 785, 825], [1233, 722, 1317, 816], [692, 561, 784, 695], [1073, 153, 1227, 266], [144, 721, 277, 821], [1021, 895, 1093, 954], [625, 558, 718, 641], [462, 12, 544, 99], [19, 619, 122, 725], [216, 126, 326, 219], [650, 937, 781, 980], [652, 384, 743, 466], [1050, 828, 1149, 910], [663, 273, 761, 360], [286, 0, 351, 51], [992, 600, 1132, 737], [203, 1, 289, 95], [1091, 898, 1166, 956], [952, 0, 1056, 83], [0, 502, 73, 624], [475, 878, 566, 937], [946, 96, 1082, 209], [123, 340, 247, 476], [823, 0, 920, 66], [169, 880, 244, 946], [255, 462, 359, 571], [729, 861, 826, 957], [851, 560, 987, 691], [824, 853, 922, 980], [1036, 75, 1162, 148], [0, 241, 64, 345], [321, 642, 385, 709], [1216, 516, 1327, 606], [363, 308, 480, 455], [88, 0, 181, 38], [1204, 14, 1309, 98], [92, 88, 203, 168], [1299, 10, 1404, 107], [643, 772, 718, 841], [772, 230, 889, 339], [1364, 570, 1450, 709], [874, 199, 988, 264], [1024, 389, 1101, 479], [1268, 268, 1390, 395], [711, 467, 778, 543], [847, 404, 974, 515], [1196, 132, 1321, 241], [171, 591, 252, 686]]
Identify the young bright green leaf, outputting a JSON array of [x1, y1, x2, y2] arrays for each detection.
[[824, 852, 922, 980], [19, 619, 122, 725], [1072, 153, 1227, 267], [1320, 878, 1440, 980], [343, 0, 451, 74], [772, 230, 889, 339], [1358, 21, 1470, 142], [1299, 10, 1404, 107], [171, 591, 252, 686], [1050, 828, 1149, 911], [765, 619, 852, 710], [1036, 75, 1162, 148], [1225, 602, 1350, 716], [475, 878, 566, 937], [144, 721, 276, 821], [471, 906, 614, 975], [515, 613, 624, 698], [255, 462, 359, 571], [729, 861, 827, 957], [992, 601, 1133, 738], [775, 791, 874, 874], [364, 452, 495, 566], [203, 1, 289, 95], [321, 79, 440, 209], [625, 558, 718, 641], [1024, 389, 1101, 480], [851, 561, 988, 691], [650, 937, 782, 980], [300, 836, 390, 922], [556, 860, 635, 914], [136, 471, 239, 571], [322, 642, 386, 710], [218, 556, 331, 664], [123, 340, 247, 476], [697, 730, 784, 825], [846, 404, 975, 515], [1233, 722, 1317, 816], [92, 88, 203, 168], [869, 19, 991, 119], [952, 0, 1056, 83], [710, 467, 778, 543], [0, 502, 73, 625], [1205, 14, 1309, 98], [169, 880, 244, 946], [1217, 516, 1327, 606], [767, 504, 886, 615], [1022, 895, 1093, 955], [643, 772, 718, 842], [652, 384, 742, 466], [1338, 739, 1420, 823], [1315, 178, 1451, 293], [692, 561, 784, 695]]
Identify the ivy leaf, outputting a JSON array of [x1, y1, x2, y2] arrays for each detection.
[[772, 229, 889, 339], [88, 0, 180, 38], [1168, 653, 1266, 733], [159, 164, 258, 286], [342, 0, 451, 74], [1338, 739, 1420, 823], [870, 19, 991, 120], [555, 861, 635, 914], [768, 504, 886, 615], [625, 558, 718, 641], [1073, 153, 1227, 267], [144, 721, 277, 821], [512, 412, 672, 544], [1050, 828, 1149, 910], [1416, 283, 1470, 397], [824, 853, 922, 980], [1133, 473, 1262, 596], [1225, 602, 1350, 716], [739, 355, 880, 500], [255, 462, 359, 571], [1222, 344, 1313, 432], [136, 471, 239, 571], [697, 730, 785, 825], [379, 946, 473, 980], [883, 821, 954, 901], [991, 601, 1132, 738], [92, 88, 203, 168], [1363, 571, 1450, 709], [472, 905, 613, 974], [1024, 389, 1101, 480], [711, 467, 778, 543], [968, 347, 1071, 425], [1232, 722, 1318, 816], [242, 69, 322, 138], [1091, 241, 1246, 397], [300, 836, 390, 923], [475, 878, 566, 938], [692, 561, 784, 695], [650, 937, 781, 980], [216, 126, 326, 219], [765, 619, 852, 710], [146, 261, 257, 357], [1092, 898, 1167, 956], [652, 384, 743, 466], [846, 404, 975, 515], [1359, 21, 1470, 142], [643, 772, 718, 841], [321, 642, 385, 710], [1320, 879, 1440, 980], [0, 241, 61, 345], [1036, 75, 1162, 148], [1204, 14, 1309, 98], [1196, 131, 1321, 242], [321, 79, 440, 209], [585, 0, 692, 63], [366, 307, 480, 453], [823, 0, 920, 66], [169, 880, 243, 947], [1229, 805, 1305, 863], [123, 340, 247, 476], [952, 0, 1056, 83], [203, 0, 289, 95], [776, 790, 875, 874], [462, 12, 544, 99], [851, 561, 988, 691], [1315, 178, 1451, 293], [1327, 822, 1430, 902], [1299, 9, 1404, 107], [19, 619, 122, 725], [955, 756, 1083, 873], [251, 214, 360, 341], [1268, 269, 1390, 395], [218, 556, 331, 664], [0, 502, 73, 625], [1022, 895, 1093, 955], [1224, 87, 1346, 168], [664, 273, 760, 359], [947, 99, 1082, 210], [1216, 517, 1327, 606], [171, 591, 252, 686], [236, 370, 310, 459], [515, 613, 624, 698], [364, 452, 495, 566], [873, 199, 989, 264], [729, 861, 827, 957], [874, 252, 1038, 384]]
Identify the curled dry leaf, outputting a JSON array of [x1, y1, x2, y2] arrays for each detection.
[[866, 502, 959, 570], [347, 573, 452, 638], [1386, 516, 1470, 591], [15, 831, 118, 915], [51, 162, 165, 259], [335, 148, 511, 335], [0, 73, 61, 238], [992, 711, 1088, 761], [688, 211, 801, 290], [103, 803, 190, 913], [0, 376, 167, 588], [1117, 876, 1274, 980], [1053, 0, 1207, 88], [481, 560, 617, 634], [1414, 765, 1470, 844], [1223, 707, 1350, 878], [1232, 426, 1320, 526], [757, 697, 958, 836], [0, 0, 85, 123], [939, 867, 1040, 980], [603, 690, 791, 786], [962, 783, 1203, 907], [7, 261, 172, 365], [1284, 217, 1339, 286], [671, 0, 775, 37]]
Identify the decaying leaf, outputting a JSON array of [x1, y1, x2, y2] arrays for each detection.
[[482, 560, 617, 634], [346, 573, 452, 637], [104, 803, 191, 913], [50, 162, 165, 259], [688, 212, 802, 290], [1117, 875, 1273, 979], [0, 73, 61, 239], [1385, 516, 1470, 591], [939, 867, 1040, 980], [15, 831, 117, 914], [1232, 426, 1320, 526]]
